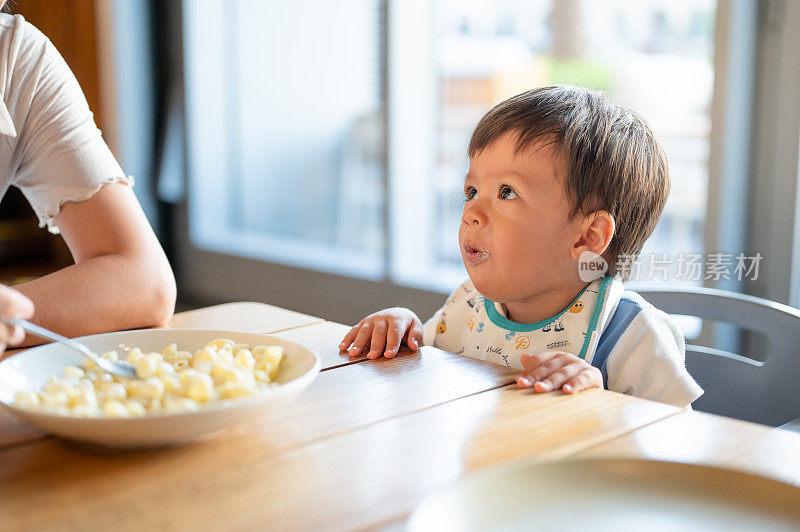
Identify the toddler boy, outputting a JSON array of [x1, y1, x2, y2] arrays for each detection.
[[340, 85, 702, 407]]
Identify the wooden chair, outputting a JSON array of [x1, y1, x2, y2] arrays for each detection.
[[635, 286, 800, 427]]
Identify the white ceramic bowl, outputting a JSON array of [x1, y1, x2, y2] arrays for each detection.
[[408, 459, 800, 531], [0, 329, 320, 448]]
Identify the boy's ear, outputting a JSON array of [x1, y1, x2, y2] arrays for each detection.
[[570, 210, 615, 261]]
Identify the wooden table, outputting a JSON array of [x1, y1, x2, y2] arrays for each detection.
[[2, 302, 799, 531]]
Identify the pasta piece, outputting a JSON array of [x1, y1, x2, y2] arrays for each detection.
[[125, 401, 147, 417], [126, 348, 144, 364], [63, 366, 84, 380], [234, 349, 255, 371], [161, 374, 183, 394], [102, 400, 129, 417], [72, 404, 99, 417], [179, 370, 215, 403], [161, 343, 178, 361], [14, 390, 40, 409], [210, 363, 240, 384], [218, 381, 256, 399], [207, 338, 235, 352], [192, 346, 219, 370], [135, 356, 159, 379], [104, 383, 127, 402], [217, 349, 234, 366], [164, 397, 199, 413], [67, 387, 98, 408], [130, 378, 165, 400]]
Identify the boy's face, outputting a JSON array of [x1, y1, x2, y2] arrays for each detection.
[[460, 132, 584, 304]]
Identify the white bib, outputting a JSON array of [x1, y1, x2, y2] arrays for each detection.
[[429, 277, 617, 369]]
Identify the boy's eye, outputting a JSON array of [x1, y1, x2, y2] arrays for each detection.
[[464, 186, 477, 201], [499, 185, 518, 200]]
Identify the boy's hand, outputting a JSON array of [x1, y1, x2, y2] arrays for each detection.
[[515, 351, 602, 394], [340, 308, 423, 359]]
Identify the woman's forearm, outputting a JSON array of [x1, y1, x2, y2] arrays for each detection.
[[9, 183, 176, 346], [14, 251, 176, 346]]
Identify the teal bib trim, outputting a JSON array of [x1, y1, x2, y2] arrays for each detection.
[[483, 282, 593, 333], [482, 276, 613, 359], [576, 276, 613, 359]]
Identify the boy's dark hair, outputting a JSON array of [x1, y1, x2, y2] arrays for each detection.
[[468, 85, 669, 278]]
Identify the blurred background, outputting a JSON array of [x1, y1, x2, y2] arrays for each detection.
[[0, 0, 798, 346]]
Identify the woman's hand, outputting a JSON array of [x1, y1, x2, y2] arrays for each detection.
[[340, 308, 424, 359], [0, 285, 34, 349], [515, 351, 602, 394]]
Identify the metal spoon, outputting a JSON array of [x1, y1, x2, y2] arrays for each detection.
[[1, 316, 138, 379]]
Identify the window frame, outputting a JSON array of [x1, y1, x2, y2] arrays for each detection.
[[745, 0, 800, 307]]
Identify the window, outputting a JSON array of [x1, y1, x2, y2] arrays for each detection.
[[391, 0, 716, 291], [184, 0, 385, 279], [181, 0, 752, 326]]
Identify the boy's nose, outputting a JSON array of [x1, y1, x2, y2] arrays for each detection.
[[462, 204, 485, 226]]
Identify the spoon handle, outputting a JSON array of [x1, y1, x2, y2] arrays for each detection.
[[2, 316, 84, 350], [1, 317, 139, 379]]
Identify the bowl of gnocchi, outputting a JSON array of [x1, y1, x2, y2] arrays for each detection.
[[0, 329, 321, 448]]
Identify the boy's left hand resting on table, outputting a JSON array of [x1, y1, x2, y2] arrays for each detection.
[[516, 351, 602, 394], [340, 308, 424, 359]]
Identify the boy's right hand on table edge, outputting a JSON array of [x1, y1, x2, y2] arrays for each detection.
[[515, 351, 602, 395], [339, 308, 424, 359]]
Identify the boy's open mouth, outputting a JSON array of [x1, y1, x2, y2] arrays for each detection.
[[464, 243, 489, 265]]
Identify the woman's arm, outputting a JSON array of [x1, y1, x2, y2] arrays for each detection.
[[14, 183, 176, 345]]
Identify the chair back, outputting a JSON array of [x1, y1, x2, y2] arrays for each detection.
[[636, 287, 800, 426]]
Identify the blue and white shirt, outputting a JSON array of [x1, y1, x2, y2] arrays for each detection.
[[423, 277, 703, 407]]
